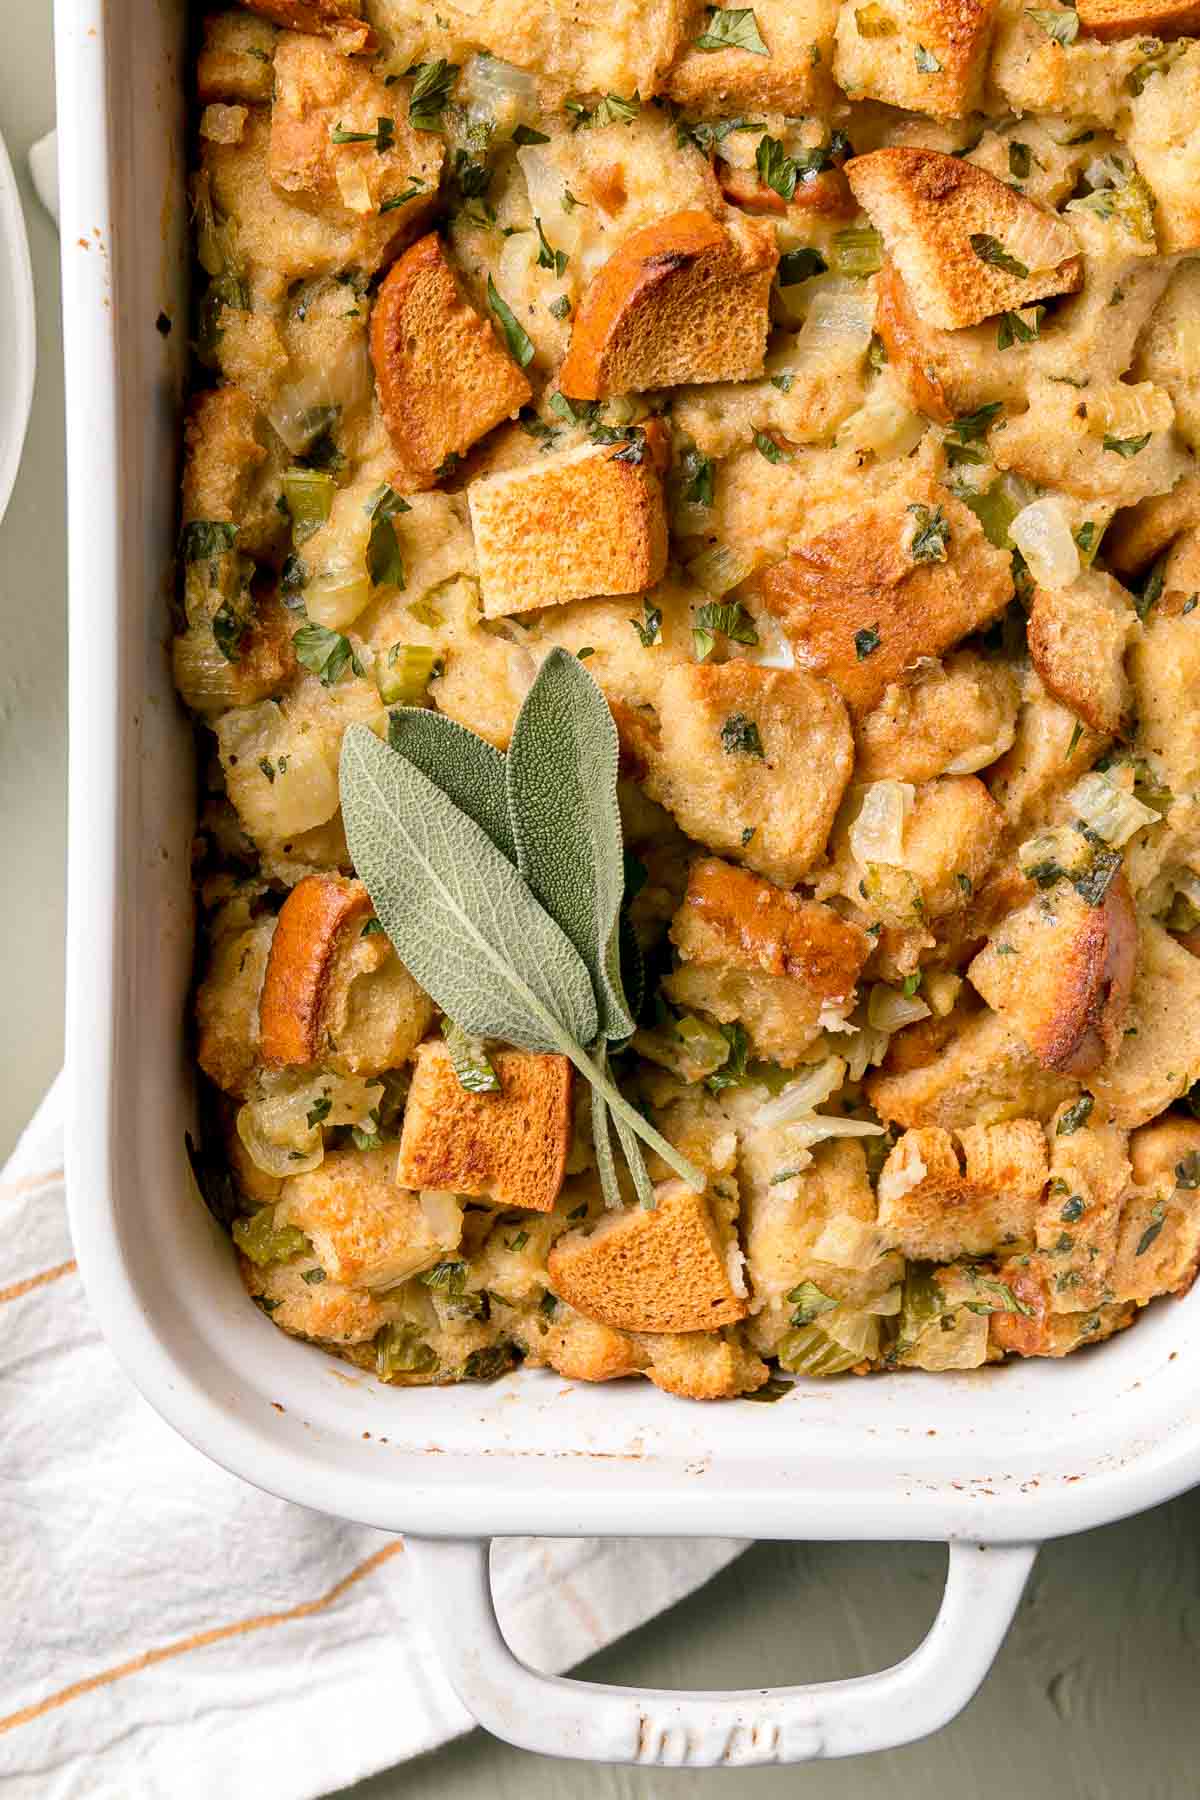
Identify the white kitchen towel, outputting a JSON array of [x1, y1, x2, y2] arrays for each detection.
[[0, 1081, 746, 1800]]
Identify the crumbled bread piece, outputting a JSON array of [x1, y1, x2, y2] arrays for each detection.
[[993, 378, 1183, 506], [1106, 475, 1200, 576], [467, 426, 669, 618], [1126, 42, 1200, 253], [1131, 263, 1200, 454], [820, 775, 1002, 929], [172, 592, 297, 720], [665, 0, 837, 112], [1027, 569, 1136, 738], [196, 907, 277, 1097], [872, 259, 952, 422], [239, 0, 372, 52], [987, 674, 1108, 840], [559, 210, 776, 400], [867, 1004, 1079, 1126], [1077, 0, 1200, 35], [215, 678, 386, 852], [522, 1305, 646, 1382], [987, 1255, 1135, 1355], [277, 1147, 461, 1288], [855, 650, 1020, 783], [210, 309, 289, 413], [181, 385, 265, 529], [640, 662, 854, 886], [1089, 920, 1200, 1127], [1036, 1107, 1131, 1311], [969, 877, 1137, 1074], [989, 0, 1148, 124], [200, 14, 278, 103], [1110, 1116, 1200, 1301], [258, 873, 432, 1076], [834, 0, 1000, 119], [845, 147, 1082, 329], [664, 857, 870, 1066], [876, 1119, 1047, 1259], [757, 478, 1012, 717], [241, 1253, 406, 1343], [1128, 592, 1200, 797], [638, 1330, 770, 1399], [741, 1140, 902, 1356], [369, 234, 531, 490], [201, 102, 250, 145], [548, 1180, 747, 1333]]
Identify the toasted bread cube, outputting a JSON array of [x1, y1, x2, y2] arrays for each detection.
[[1037, 1109, 1131, 1311], [987, 1255, 1136, 1356], [969, 877, 1137, 1076], [1102, 476, 1200, 577], [856, 650, 1020, 783], [558, 210, 777, 400], [258, 873, 432, 1076], [1027, 570, 1136, 737], [846, 148, 1081, 329], [757, 480, 1013, 718], [1110, 1118, 1200, 1301], [820, 775, 1002, 928], [994, 378, 1182, 506], [182, 385, 266, 530], [639, 1330, 769, 1399], [1078, 0, 1200, 33], [241, 1254, 404, 1343], [989, 0, 1148, 125], [877, 1119, 1047, 1259], [276, 1147, 461, 1288], [522, 1306, 647, 1382], [664, 0, 837, 114], [1089, 921, 1200, 1128], [1131, 263, 1200, 453], [547, 1180, 747, 1333], [1128, 595, 1200, 796], [641, 662, 854, 887], [834, 0, 999, 118], [467, 428, 669, 618], [1127, 42, 1200, 253], [741, 1139, 902, 1356], [196, 906, 277, 1097], [867, 1005, 1080, 1127], [664, 857, 870, 1066], [987, 674, 1108, 838], [369, 234, 531, 490], [239, 0, 372, 51], [199, 13, 278, 102], [396, 1040, 573, 1213]]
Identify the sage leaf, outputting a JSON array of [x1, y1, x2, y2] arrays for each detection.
[[609, 1092, 656, 1208], [387, 706, 516, 863], [590, 1086, 622, 1211], [506, 648, 635, 1041], [340, 722, 598, 1050]]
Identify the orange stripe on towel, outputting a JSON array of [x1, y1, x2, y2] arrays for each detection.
[[0, 1260, 78, 1306]]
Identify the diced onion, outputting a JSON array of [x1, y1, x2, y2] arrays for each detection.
[[1067, 770, 1159, 847], [1003, 207, 1077, 273], [1092, 382, 1172, 440], [794, 283, 875, 365], [904, 1306, 989, 1371], [842, 1021, 890, 1081], [461, 52, 538, 136], [267, 337, 372, 454], [518, 146, 585, 260], [1009, 496, 1080, 590], [305, 567, 372, 630], [867, 983, 932, 1032], [746, 609, 796, 669], [838, 390, 926, 460], [335, 157, 374, 215], [811, 1215, 890, 1268], [756, 1056, 846, 1128], [849, 780, 915, 867], [685, 542, 758, 596], [417, 1189, 465, 1246], [237, 1074, 383, 1178]]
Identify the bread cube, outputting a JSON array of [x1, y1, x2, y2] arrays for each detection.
[[276, 1147, 461, 1288], [1109, 1117, 1200, 1302], [196, 906, 277, 1097], [1127, 42, 1200, 253], [199, 13, 279, 103], [641, 662, 854, 886], [1077, 0, 1200, 34], [638, 1330, 769, 1398], [1128, 592, 1200, 796], [987, 675, 1107, 839], [834, 0, 999, 118], [559, 209, 777, 400], [1036, 1108, 1131, 1311], [521, 1306, 646, 1382], [370, 234, 531, 490], [845, 148, 1082, 329], [994, 379, 1183, 506], [664, 857, 870, 1066], [856, 650, 1020, 783], [969, 876, 1138, 1076], [547, 1181, 748, 1333], [1027, 570, 1136, 737], [1131, 264, 1200, 454], [1106, 474, 1200, 577], [987, 1255, 1136, 1356], [665, 0, 836, 110], [1089, 921, 1200, 1128], [989, 0, 1149, 126], [867, 1005, 1080, 1127], [757, 477, 1013, 718], [214, 679, 386, 852], [876, 1119, 1047, 1259], [241, 1255, 404, 1344], [396, 1040, 573, 1213], [239, 0, 372, 52], [467, 428, 669, 618]]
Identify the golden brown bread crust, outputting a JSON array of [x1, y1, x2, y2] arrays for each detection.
[[370, 234, 532, 490], [968, 876, 1137, 1076], [716, 162, 857, 220], [987, 1256, 1136, 1357], [258, 873, 373, 1066], [834, 0, 1000, 118], [867, 1005, 1080, 1128], [559, 209, 777, 400], [872, 260, 952, 423], [673, 856, 870, 994], [238, 0, 373, 54], [846, 147, 1083, 330], [547, 1181, 747, 1334], [396, 1040, 573, 1213], [1026, 575, 1135, 738], [1076, 0, 1200, 35], [876, 1119, 1048, 1260], [756, 483, 1013, 718], [1106, 475, 1200, 575]]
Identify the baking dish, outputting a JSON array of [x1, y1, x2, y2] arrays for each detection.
[[57, 0, 1200, 1766]]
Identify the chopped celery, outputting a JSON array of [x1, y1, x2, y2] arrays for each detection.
[[232, 1207, 313, 1269], [374, 1323, 438, 1378], [377, 642, 439, 705], [408, 598, 444, 628], [830, 226, 883, 279], [282, 467, 335, 545], [676, 1014, 732, 1078], [786, 1280, 839, 1326]]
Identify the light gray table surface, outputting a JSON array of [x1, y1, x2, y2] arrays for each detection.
[[3, 9, 1197, 1797]]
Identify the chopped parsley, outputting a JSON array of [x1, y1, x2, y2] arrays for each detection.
[[330, 117, 395, 149], [693, 600, 759, 660], [907, 503, 950, 562], [486, 276, 535, 368], [855, 623, 882, 660], [408, 60, 458, 131], [1009, 141, 1034, 180], [1026, 7, 1079, 42], [1176, 1152, 1200, 1190], [997, 305, 1044, 349], [720, 713, 765, 758], [787, 1280, 839, 1326], [1136, 1207, 1165, 1256], [755, 133, 800, 201], [565, 92, 641, 128], [681, 448, 715, 507], [969, 233, 1030, 278], [695, 7, 770, 53], [914, 44, 943, 71], [548, 294, 572, 320], [534, 216, 568, 277], [1103, 432, 1152, 457], [753, 429, 792, 463], [292, 622, 362, 686], [778, 246, 829, 285], [1057, 1094, 1094, 1135], [1061, 1194, 1086, 1222], [631, 598, 663, 647], [365, 483, 411, 589], [512, 124, 551, 146]]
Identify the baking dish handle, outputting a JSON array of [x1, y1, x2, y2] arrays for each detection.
[[406, 1534, 1036, 1766]]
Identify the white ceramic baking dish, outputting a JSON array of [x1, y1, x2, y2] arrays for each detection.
[[57, 0, 1200, 1768]]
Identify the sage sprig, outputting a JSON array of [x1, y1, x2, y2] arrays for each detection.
[[339, 658, 704, 1204]]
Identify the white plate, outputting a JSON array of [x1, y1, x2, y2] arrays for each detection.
[[0, 125, 35, 528]]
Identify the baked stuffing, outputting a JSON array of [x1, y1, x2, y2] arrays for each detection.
[[182, 0, 1200, 1398]]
